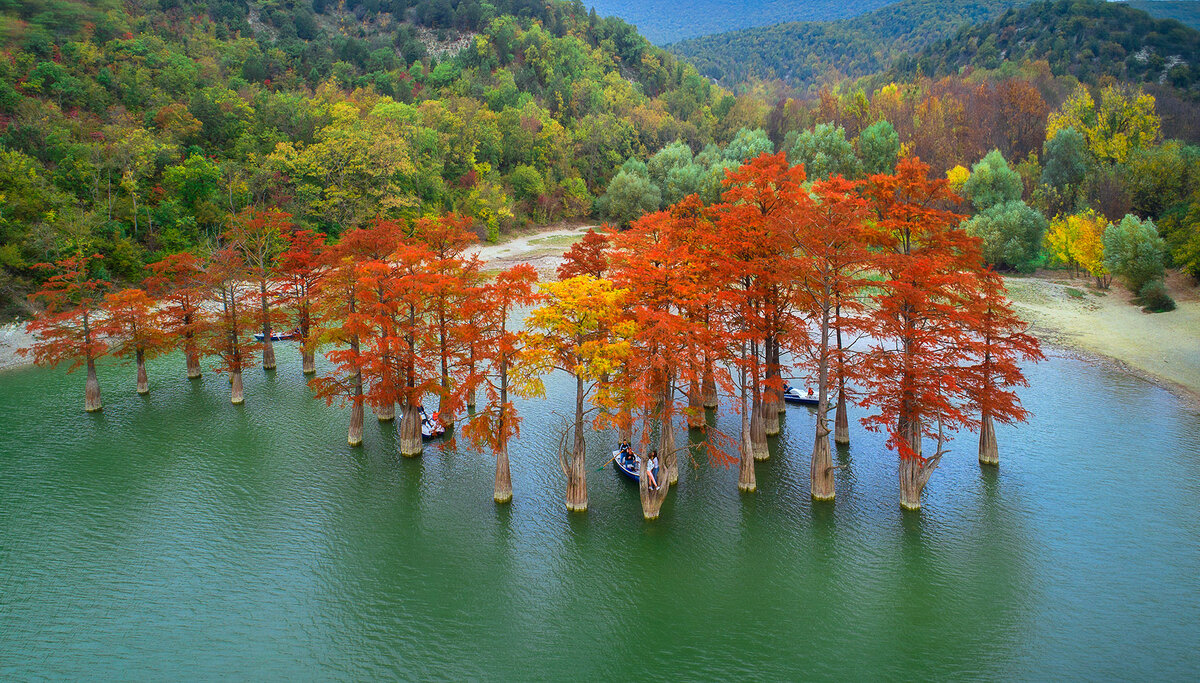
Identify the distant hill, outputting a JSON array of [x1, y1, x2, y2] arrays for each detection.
[[898, 0, 1200, 96], [1126, 1, 1200, 31], [584, 0, 893, 44], [668, 0, 1031, 88]]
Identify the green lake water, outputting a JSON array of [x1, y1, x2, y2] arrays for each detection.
[[1, 347, 1199, 679]]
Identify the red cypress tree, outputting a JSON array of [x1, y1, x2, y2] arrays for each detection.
[[556, 228, 610, 280], [201, 246, 260, 405], [277, 229, 327, 375], [461, 264, 539, 503], [145, 253, 208, 379], [100, 288, 169, 395], [860, 157, 980, 510], [21, 254, 110, 412], [226, 208, 291, 371], [961, 269, 1044, 466]]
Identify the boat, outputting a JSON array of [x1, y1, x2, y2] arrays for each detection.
[[611, 448, 639, 482], [254, 329, 301, 342], [783, 384, 820, 406], [420, 409, 447, 440]]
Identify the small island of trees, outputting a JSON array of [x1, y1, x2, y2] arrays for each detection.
[[22, 152, 1046, 518]]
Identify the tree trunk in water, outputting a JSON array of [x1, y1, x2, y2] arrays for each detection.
[[750, 395, 768, 460], [978, 413, 999, 466], [834, 386, 850, 445], [376, 400, 395, 422], [302, 348, 315, 375], [230, 368, 244, 405], [260, 281, 275, 371], [437, 391, 454, 428], [763, 340, 782, 434], [686, 379, 704, 430], [702, 359, 718, 408], [185, 336, 201, 379], [738, 418, 756, 493], [639, 451, 668, 520], [662, 413, 678, 485], [897, 417, 929, 509], [494, 441, 512, 504], [810, 422, 834, 501], [84, 358, 102, 412], [135, 348, 149, 395], [348, 381, 364, 447], [399, 402, 422, 456], [565, 375, 588, 512]]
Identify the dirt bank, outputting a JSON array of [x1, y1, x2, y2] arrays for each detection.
[[1005, 272, 1200, 403]]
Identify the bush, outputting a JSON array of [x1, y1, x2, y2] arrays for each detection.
[[1137, 280, 1176, 313], [964, 200, 1048, 272]]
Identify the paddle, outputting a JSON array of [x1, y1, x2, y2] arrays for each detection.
[[596, 452, 620, 472]]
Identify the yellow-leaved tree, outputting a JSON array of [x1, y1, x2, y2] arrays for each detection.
[[1046, 85, 1159, 164], [1045, 210, 1111, 287], [524, 275, 634, 512]]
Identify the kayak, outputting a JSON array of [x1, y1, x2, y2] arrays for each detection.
[[254, 330, 300, 342], [611, 449, 639, 482], [783, 384, 820, 405]]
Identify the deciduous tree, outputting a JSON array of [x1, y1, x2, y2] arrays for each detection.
[[145, 253, 208, 379], [100, 288, 168, 395]]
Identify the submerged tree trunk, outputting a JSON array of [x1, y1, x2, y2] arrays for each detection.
[[686, 377, 704, 430], [738, 362, 755, 492], [399, 401, 422, 456], [897, 416, 939, 510], [260, 280, 275, 371], [300, 309, 315, 375], [750, 394, 768, 461], [376, 399, 395, 422], [763, 337, 782, 435], [564, 375, 588, 512], [84, 357, 102, 412], [834, 384, 850, 445], [978, 413, 998, 466], [702, 356, 718, 409], [348, 371, 364, 447], [135, 347, 149, 395], [494, 441, 512, 504], [185, 331, 201, 379], [639, 450, 669, 520], [230, 367, 244, 405], [811, 421, 834, 501], [662, 374, 679, 485]]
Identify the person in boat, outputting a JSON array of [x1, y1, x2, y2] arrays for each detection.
[[619, 442, 635, 468], [646, 449, 660, 491], [807, 387, 814, 397]]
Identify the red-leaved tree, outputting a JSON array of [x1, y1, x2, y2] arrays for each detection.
[[100, 288, 168, 395], [21, 254, 110, 412], [277, 229, 327, 375], [145, 253, 208, 379]]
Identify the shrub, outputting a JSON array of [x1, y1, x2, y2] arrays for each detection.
[[1137, 280, 1176, 313]]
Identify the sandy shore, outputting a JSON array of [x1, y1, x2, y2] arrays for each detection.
[[1005, 272, 1200, 405], [0, 321, 33, 372]]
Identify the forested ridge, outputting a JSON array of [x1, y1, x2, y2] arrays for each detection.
[[0, 0, 742, 316], [1127, 1, 1200, 31], [667, 0, 1033, 88], [897, 0, 1200, 96]]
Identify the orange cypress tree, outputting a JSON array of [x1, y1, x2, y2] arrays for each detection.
[[100, 288, 169, 395], [556, 228, 610, 280], [277, 229, 327, 375], [860, 157, 980, 510], [310, 227, 380, 446], [962, 269, 1044, 466], [145, 253, 208, 379], [21, 254, 110, 412], [226, 208, 291, 371], [413, 213, 480, 428], [610, 197, 732, 518], [461, 264, 539, 504], [202, 245, 260, 405], [787, 176, 873, 501]]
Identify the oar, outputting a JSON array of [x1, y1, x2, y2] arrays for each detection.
[[596, 452, 620, 472]]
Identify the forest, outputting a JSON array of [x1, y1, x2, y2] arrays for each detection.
[[668, 0, 1032, 87]]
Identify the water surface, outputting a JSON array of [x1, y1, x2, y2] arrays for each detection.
[[1, 349, 1198, 679]]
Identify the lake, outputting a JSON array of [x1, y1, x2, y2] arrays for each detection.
[[1, 347, 1198, 679]]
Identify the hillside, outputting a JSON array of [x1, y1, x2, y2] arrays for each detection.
[[582, 0, 893, 44], [0, 0, 735, 316], [667, 0, 1032, 89], [897, 0, 1200, 97], [1127, 1, 1200, 31]]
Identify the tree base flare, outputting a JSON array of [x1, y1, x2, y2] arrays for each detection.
[[834, 392, 850, 445], [494, 446, 512, 504], [348, 402, 364, 447], [230, 370, 244, 405], [85, 361, 102, 413], [399, 406, 422, 457], [810, 429, 835, 501], [302, 351, 316, 375], [375, 402, 395, 422], [978, 414, 999, 466]]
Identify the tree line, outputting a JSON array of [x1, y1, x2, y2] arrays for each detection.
[[22, 152, 1042, 517]]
